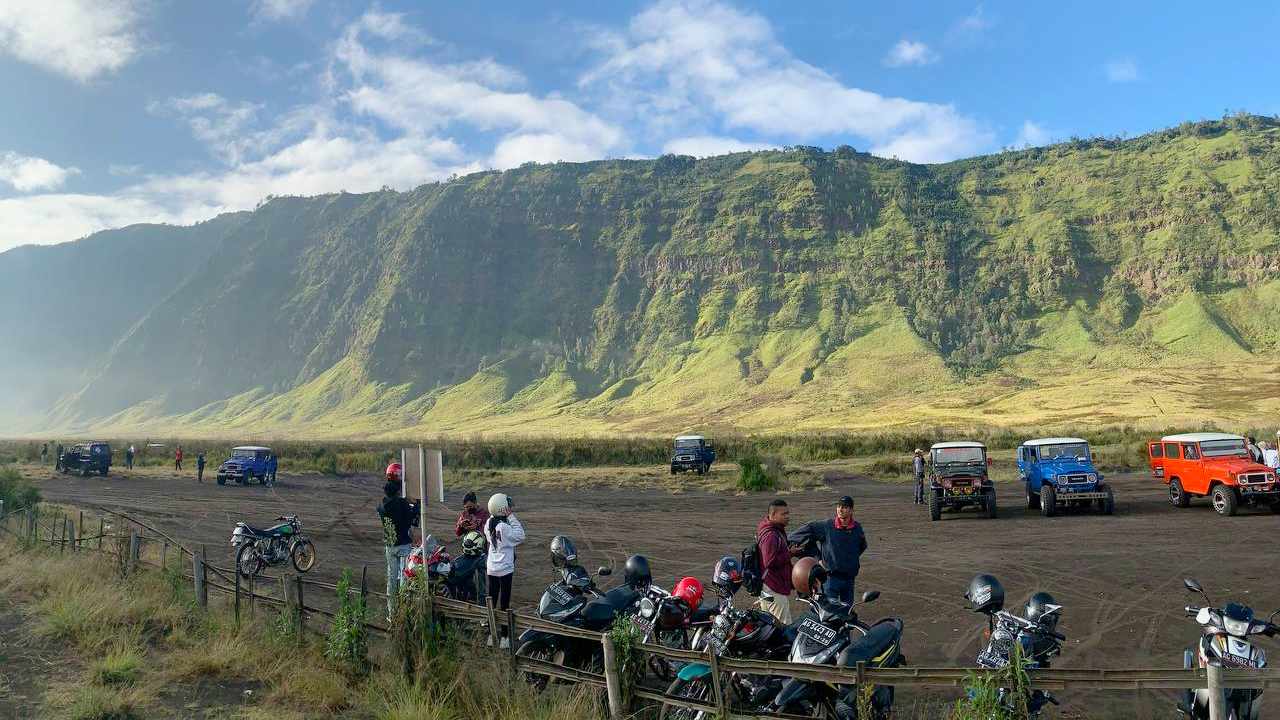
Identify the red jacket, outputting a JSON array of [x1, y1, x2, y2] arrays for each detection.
[[756, 518, 793, 595], [455, 508, 490, 537]]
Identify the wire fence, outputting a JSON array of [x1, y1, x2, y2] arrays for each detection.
[[0, 500, 1273, 720]]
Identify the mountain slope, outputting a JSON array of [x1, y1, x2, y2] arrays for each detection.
[[8, 115, 1280, 437]]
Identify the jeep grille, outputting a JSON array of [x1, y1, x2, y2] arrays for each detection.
[[1239, 472, 1271, 485], [1059, 473, 1090, 484]]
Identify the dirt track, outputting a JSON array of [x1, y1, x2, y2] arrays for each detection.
[[24, 465, 1280, 718]]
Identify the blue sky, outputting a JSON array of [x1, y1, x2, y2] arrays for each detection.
[[1, 0, 1278, 251]]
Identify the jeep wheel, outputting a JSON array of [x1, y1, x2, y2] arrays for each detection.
[[217, 476, 226, 486], [670, 466, 677, 475], [928, 491, 941, 521], [1098, 485, 1115, 515], [1169, 479, 1191, 508], [1270, 501, 1280, 514], [1211, 485, 1238, 517], [985, 491, 999, 519], [1040, 485, 1057, 517], [1026, 486, 1040, 510]]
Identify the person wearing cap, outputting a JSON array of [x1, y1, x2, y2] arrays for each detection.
[[454, 491, 490, 537], [912, 449, 926, 505], [788, 495, 868, 604]]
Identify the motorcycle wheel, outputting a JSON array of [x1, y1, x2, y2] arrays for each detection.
[[659, 677, 711, 720], [236, 542, 264, 579], [290, 539, 317, 572]]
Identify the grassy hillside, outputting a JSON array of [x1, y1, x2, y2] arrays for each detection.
[[8, 114, 1280, 437]]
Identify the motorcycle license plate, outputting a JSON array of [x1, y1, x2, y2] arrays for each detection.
[[632, 613, 654, 635], [798, 617, 839, 647], [547, 584, 574, 606], [1221, 652, 1259, 669]]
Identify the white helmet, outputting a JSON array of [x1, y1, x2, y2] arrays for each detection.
[[487, 492, 512, 517]]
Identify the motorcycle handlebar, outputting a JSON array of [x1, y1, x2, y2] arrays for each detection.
[[1049, 630, 1067, 642], [1185, 605, 1201, 617]]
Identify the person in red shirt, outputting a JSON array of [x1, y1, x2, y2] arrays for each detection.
[[755, 498, 795, 622], [454, 492, 490, 537], [174, 445, 183, 472]]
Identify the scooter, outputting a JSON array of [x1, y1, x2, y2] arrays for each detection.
[[1178, 578, 1279, 720]]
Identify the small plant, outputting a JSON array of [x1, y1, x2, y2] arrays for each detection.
[[950, 643, 1032, 720], [90, 644, 143, 687], [737, 453, 777, 491], [325, 569, 369, 675], [607, 617, 645, 707]]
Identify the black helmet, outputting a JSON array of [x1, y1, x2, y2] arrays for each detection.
[[550, 535, 578, 569], [1025, 591, 1061, 631], [624, 555, 652, 589], [965, 573, 1005, 614], [712, 556, 744, 594]]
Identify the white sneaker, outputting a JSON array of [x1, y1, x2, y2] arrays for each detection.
[[499, 637, 510, 649], [486, 635, 494, 647]]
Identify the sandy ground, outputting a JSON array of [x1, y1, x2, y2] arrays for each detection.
[[21, 463, 1280, 719]]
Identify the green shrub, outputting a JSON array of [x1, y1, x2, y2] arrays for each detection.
[[738, 454, 776, 491], [325, 570, 369, 675], [607, 617, 645, 706], [0, 466, 40, 511], [950, 643, 1031, 719]]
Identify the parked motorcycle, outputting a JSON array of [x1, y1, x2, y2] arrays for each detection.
[[633, 577, 711, 682], [661, 557, 796, 720], [1178, 578, 1279, 720], [403, 531, 486, 602], [230, 515, 316, 578], [965, 574, 1065, 718], [516, 540, 648, 688], [765, 558, 903, 719]]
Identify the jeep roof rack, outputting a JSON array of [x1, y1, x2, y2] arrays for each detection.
[[1021, 437, 1087, 446], [931, 441, 985, 449], [1160, 432, 1241, 443]]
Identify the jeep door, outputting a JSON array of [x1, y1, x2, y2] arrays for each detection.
[[1148, 442, 1166, 481], [1180, 443, 1209, 495], [1016, 446, 1038, 491], [1162, 442, 1187, 491]]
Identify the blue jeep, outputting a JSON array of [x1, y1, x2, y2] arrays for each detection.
[[670, 435, 715, 475], [217, 446, 274, 486], [1017, 437, 1115, 517]]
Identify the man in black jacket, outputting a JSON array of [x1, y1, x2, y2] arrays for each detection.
[[788, 495, 868, 604], [377, 474, 419, 619]]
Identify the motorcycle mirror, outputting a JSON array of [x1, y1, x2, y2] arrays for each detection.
[[597, 567, 612, 577], [1268, 608, 1280, 624], [1183, 578, 1203, 594], [861, 590, 881, 603]]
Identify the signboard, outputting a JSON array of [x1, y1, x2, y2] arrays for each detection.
[[400, 446, 444, 539]]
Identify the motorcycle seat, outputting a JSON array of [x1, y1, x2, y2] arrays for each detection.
[[690, 606, 718, 624], [242, 523, 290, 537], [841, 618, 903, 665], [580, 586, 640, 631]]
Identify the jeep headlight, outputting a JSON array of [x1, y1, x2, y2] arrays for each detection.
[[1087, 473, 1097, 483], [1057, 475, 1069, 487]]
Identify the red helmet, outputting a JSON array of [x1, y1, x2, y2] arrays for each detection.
[[385, 462, 403, 481], [672, 577, 704, 611]]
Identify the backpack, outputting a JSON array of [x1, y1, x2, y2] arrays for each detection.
[[741, 539, 764, 597]]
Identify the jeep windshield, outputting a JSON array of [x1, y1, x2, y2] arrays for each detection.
[[933, 447, 985, 465], [1038, 443, 1089, 461], [674, 439, 702, 449], [231, 449, 256, 459], [1200, 439, 1248, 458]]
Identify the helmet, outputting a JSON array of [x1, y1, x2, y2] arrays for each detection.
[[1025, 591, 1060, 631], [550, 535, 578, 569], [791, 557, 827, 598], [385, 462, 403, 481], [965, 574, 1005, 614], [672, 577, 704, 611], [623, 555, 652, 589], [461, 531, 486, 557], [487, 493, 512, 517], [712, 556, 744, 594]]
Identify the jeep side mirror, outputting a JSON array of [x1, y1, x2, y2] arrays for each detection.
[[861, 590, 880, 603]]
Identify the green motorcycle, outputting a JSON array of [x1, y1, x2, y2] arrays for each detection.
[[230, 515, 316, 578]]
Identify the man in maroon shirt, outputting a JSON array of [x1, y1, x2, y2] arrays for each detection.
[[756, 498, 795, 622], [454, 491, 490, 537]]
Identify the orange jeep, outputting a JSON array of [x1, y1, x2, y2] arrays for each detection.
[[1147, 432, 1280, 516]]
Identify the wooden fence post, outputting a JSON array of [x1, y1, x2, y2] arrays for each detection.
[[600, 632, 625, 720], [708, 647, 727, 719], [97, 518, 104, 550], [161, 542, 168, 571], [360, 565, 368, 605], [506, 609, 518, 676], [128, 531, 140, 573], [1207, 664, 1225, 720], [193, 546, 208, 608], [68, 523, 76, 553], [234, 568, 241, 627], [59, 517, 67, 553], [485, 597, 499, 648], [77, 511, 83, 539], [249, 573, 257, 619], [295, 576, 306, 639]]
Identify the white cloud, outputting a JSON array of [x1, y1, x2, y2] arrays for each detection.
[[952, 5, 991, 36], [883, 40, 936, 68], [1013, 120, 1051, 148], [0, 152, 79, 192], [149, 94, 266, 165], [662, 135, 772, 157], [252, 0, 313, 21], [1105, 58, 1138, 83], [0, 0, 142, 82], [581, 0, 989, 163]]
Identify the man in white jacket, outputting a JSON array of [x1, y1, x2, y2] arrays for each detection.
[[485, 492, 525, 648]]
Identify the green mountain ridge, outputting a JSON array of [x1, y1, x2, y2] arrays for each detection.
[[7, 114, 1280, 437]]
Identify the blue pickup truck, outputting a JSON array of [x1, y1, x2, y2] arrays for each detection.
[[670, 435, 715, 475], [1017, 437, 1115, 516], [217, 446, 275, 486]]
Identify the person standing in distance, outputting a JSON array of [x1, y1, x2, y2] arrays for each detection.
[[912, 449, 926, 505], [196, 452, 206, 483], [485, 492, 525, 648], [377, 462, 419, 620], [788, 495, 868, 604]]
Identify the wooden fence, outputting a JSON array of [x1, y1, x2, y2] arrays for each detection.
[[0, 500, 1273, 720]]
